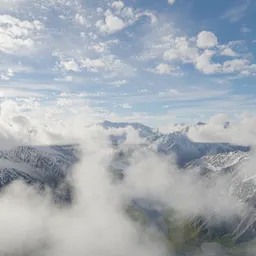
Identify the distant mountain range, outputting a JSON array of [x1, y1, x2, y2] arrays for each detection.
[[100, 120, 250, 167], [0, 120, 251, 190], [0, 120, 255, 254]]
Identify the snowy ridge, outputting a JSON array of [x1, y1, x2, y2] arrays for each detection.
[[101, 121, 250, 167], [184, 151, 250, 172], [0, 145, 78, 188], [0, 121, 251, 189]]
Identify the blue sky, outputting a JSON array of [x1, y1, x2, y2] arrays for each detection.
[[0, 0, 255, 126]]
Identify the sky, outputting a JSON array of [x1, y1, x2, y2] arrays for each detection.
[[0, 0, 256, 126]]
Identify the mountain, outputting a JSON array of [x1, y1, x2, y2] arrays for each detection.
[[0, 121, 255, 255], [0, 144, 78, 202], [184, 151, 250, 173], [0, 120, 250, 191], [101, 120, 250, 167]]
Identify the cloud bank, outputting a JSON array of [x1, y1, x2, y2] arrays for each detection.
[[0, 102, 255, 255]]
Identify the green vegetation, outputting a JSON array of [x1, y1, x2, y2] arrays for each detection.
[[125, 204, 255, 255]]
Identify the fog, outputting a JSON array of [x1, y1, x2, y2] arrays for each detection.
[[0, 100, 256, 255]]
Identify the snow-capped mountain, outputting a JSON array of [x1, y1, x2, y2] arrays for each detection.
[[101, 120, 250, 167], [0, 145, 78, 188], [0, 120, 250, 190], [147, 132, 249, 166], [184, 151, 250, 173], [0, 121, 255, 253]]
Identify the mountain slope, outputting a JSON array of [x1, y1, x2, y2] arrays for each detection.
[[0, 145, 78, 188], [0, 121, 255, 255], [101, 121, 250, 167]]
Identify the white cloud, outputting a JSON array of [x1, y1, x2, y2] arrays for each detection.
[[164, 37, 198, 63], [194, 51, 256, 76], [219, 46, 238, 57], [0, 100, 255, 256], [54, 49, 135, 78], [96, 6, 156, 35], [148, 63, 182, 76], [60, 59, 81, 72], [188, 113, 256, 146], [138, 11, 157, 24], [109, 80, 128, 87], [221, 0, 250, 23], [1, 68, 14, 80], [121, 7, 135, 19], [89, 43, 105, 53], [195, 50, 221, 74], [240, 26, 251, 33], [112, 1, 125, 11], [88, 40, 119, 53], [56, 98, 73, 106], [159, 89, 180, 96], [154, 63, 175, 74], [197, 31, 218, 49], [0, 88, 43, 97], [168, 0, 176, 5], [222, 59, 250, 73], [120, 103, 132, 109], [81, 58, 105, 72], [0, 15, 44, 54], [0, 0, 31, 10], [96, 12, 125, 34], [138, 89, 149, 93], [54, 76, 73, 82], [74, 14, 86, 26]]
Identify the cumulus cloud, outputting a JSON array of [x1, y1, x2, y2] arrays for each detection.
[[147, 63, 183, 77], [74, 14, 86, 26], [195, 50, 221, 74], [96, 5, 156, 35], [163, 37, 198, 63], [154, 63, 175, 75], [0, 15, 44, 54], [188, 113, 256, 146], [96, 12, 126, 34], [60, 59, 81, 72], [112, 1, 125, 11], [197, 31, 218, 49], [219, 45, 238, 57], [222, 59, 250, 73]]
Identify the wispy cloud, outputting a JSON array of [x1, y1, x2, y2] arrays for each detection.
[[221, 0, 250, 23]]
